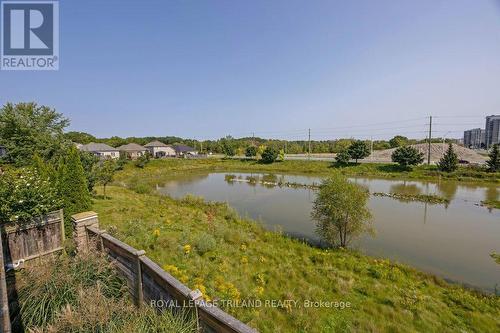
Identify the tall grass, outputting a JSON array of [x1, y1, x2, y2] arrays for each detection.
[[92, 185, 500, 332], [13, 253, 197, 333]]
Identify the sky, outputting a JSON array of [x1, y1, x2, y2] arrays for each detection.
[[1, 0, 500, 140]]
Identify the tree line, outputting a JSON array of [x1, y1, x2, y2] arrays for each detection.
[[65, 131, 456, 155]]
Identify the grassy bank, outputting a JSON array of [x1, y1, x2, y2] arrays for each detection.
[[113, 159, 499, 192], [92, 185, 500, 333]]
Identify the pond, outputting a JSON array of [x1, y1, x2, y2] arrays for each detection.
[[158, 172, 500, 293]]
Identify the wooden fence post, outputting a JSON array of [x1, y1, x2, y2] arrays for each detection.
[[0, 237, 11, 333], [135, 250, 146, 307], [71, 212, 99, 253]]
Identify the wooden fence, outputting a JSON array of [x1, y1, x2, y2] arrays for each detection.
[[74, 212, 257, 333], [0, 209, 65, 333], [0, 237, 10, 333], [1, 209, 65, 268]]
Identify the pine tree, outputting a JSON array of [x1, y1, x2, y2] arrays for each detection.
[[437, 143, 458, 172], [486, 144, 500, 172], [58, 147, 92, 236]]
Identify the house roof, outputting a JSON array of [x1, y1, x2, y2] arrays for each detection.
[[144, 140, 168, 147], [117, 143, 147, 152], [173, 144, 196, 153], [79, 142, 119, 152]]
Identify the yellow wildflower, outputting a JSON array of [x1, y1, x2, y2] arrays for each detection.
[[240, 244, 247, 251], [254, 286, 264, 296], [153, 229, 160, 237], [183, 244, 191, 255], [240, 256, 248, 264]]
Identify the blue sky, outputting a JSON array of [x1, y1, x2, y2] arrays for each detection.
[[1, 0, 500, 140]]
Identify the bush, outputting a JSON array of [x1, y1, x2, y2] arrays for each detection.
[[195, 234, 217, 255], [0, 167, 61, 223], [260, 147, 279, 164], [391, 146, 424, 168], [245, 146, 257, 158], [134, 153, 150, 168], [335, 150, 351, 166]]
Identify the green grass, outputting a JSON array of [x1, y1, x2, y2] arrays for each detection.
[[372, 193, 450, 205], [113, 159, 499, 192], [482, 200, 500, 210], [92, 184, 500, 333]]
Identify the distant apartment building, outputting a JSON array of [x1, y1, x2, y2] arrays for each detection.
[[463, 128, 485, 149], [485, 115, 500, 149]]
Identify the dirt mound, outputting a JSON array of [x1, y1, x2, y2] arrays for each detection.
[[367, 143, 487, 164]]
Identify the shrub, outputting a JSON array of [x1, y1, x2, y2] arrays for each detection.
[[245, 146, 257, 158], [195, 234, 217, 255], [134, 153, 150, 168], [437, 144, 458, 172], [335, 150, 351, 166], [260, 147, 279, 164], [391, 146, 424, 168], [0, 167, 61, 223]]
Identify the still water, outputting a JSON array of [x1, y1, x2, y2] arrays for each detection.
[[159, 172, 500, 292]]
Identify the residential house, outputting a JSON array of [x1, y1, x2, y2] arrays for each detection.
[[78, 142, 120, 159], [117, 143, 147, 159], [172, 144, 197, 157], [144, 140, 176, 158]]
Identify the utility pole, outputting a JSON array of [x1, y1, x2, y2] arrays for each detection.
[[427, 116, 432, 165], [252, 132, 255, 146], [308, 128, 311, 160], [370, 137, 374, 161]]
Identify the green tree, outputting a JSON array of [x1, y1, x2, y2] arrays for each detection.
[[78, 151, 99, 193], [278, 149, 285, 161], [486, 144, 500, 172], [347, 140, 370, 163], [391, 146, 424, 168], [97, 159, 116, 198], [64, 131, 96, 144], [437, 143, 458, 172], [0, 168, 61, 223], [220, 137, 236, 157], [335, 150, 351, 166], [0, 102, 70, 166], [389, 135, 409, 148], [311, 173, 372, 248], [245, 146, 257, 158], [260, 147, 279, 164], [57, 147, 92, 234]]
